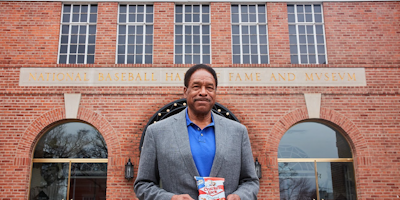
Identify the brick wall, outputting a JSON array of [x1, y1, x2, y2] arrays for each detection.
[[0, 1, 399, 200], [324, 2, 400, 65]]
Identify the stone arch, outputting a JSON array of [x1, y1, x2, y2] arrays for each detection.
[[265, 107, 370, 166], [263, 107, 370, 199], [15, 107, 122, 165], [17, 107, 123, 199]]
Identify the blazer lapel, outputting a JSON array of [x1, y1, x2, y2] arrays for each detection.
[[209, 112, 227, 177], [173, 109, 199, 177]]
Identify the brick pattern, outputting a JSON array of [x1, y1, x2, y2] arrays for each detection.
[[211, 2, 232, 66], [267, 3, 291, 65], [152, 2, 174, 65], [0, 1, 400, 200], [94, 3, 119, 65], [0, 2, 61, 65], [324, 2, 400, 65]]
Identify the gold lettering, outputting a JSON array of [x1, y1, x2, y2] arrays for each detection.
[[166, 73, 173, 81], [121, 73, 126, 81], [229, 73, 234, 81], [315, 73, 322, 80], [245, 73, 253, 81], [57, 73, 65, 81], [106, 73, 112, 81], [46, 73, 50, 81], [136, 73, 142, 81], [278, 73, 286, 81], [270, 73, 277, 81], [152, 73, 157, 81], [98, 73, 104, 81], [29, 73, 37, 81], [53, 73, 56, 81], [174, 73, 181, 81], [217, 73, 221, 79], [144, 73, 150, 81], [66, 73, 74, 81], [324, 73, 329, 81], [338, 73, 345, 80], [348, 73, 356, 81], [305, 73, 314, 81], [39, 73, 45, 81], [235, 73, 242, 81], [332, 73, 337, 81], [129, 73, 134, 81], [256, 73, 261, 81], [75, 73, 82, 81], [84, 73, 88, 81], [288, 73, 296, 81], [114, 73, 119, 81]]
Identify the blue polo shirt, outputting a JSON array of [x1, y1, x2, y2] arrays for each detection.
[[186, 110, 216, 177]]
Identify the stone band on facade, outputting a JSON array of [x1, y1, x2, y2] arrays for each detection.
[[20, 67, 366, 87]]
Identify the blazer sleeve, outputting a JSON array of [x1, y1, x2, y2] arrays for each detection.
[[232, 126, 260, 199], [134, 126, 175, 200]]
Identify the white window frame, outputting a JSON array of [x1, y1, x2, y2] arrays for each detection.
[[116, 4, 154, 64], [58, 4, 97, 64], [288, 3, 328, 64], [231, 3, 270, 64], [174, 4, 211, 64]]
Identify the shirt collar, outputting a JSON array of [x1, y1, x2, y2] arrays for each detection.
[[185, 109, 215, 127]]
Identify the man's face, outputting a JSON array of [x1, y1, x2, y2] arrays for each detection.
[[184, 69, 216, 116]]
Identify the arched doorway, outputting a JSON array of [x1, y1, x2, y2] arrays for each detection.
[[29, 121, 108, 200], [278, 121, 356, 200], [139, 98, 239, 151]]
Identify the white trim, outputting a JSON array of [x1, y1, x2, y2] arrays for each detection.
[[174, 4, 211, 64], [289, 3, 327, 64], [58, 4, 97, 64], [231, 4, 269, 64], [116, 4, 154, 64]]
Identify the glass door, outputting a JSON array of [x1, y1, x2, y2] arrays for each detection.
[[316, 162, 356, 200], [279, 162, 318, 200], [68, 163, 107, 200], [30, 163, 69, 200]]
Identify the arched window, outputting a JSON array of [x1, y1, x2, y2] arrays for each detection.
[[29, 121, 108, 200], [278, 121, 356, 200]]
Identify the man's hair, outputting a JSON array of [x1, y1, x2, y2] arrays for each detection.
[[184, 64, 218, 87]]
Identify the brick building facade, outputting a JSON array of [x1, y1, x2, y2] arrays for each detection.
[[0, 0, 399, 199]]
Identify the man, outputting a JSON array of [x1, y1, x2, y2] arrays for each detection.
[[134, 64, 259, 200]]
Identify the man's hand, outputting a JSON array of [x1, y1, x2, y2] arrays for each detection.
[[171, 194, 194, 200], [227, 194, 241, 200]]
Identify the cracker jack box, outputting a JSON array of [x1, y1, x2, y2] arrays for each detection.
[[195, 176, 226, 200]]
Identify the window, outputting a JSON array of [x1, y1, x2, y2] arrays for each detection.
[[117, 4, 153, 64], [231, 4, 269, 64], [278, 122, 357, 200], [175, 4, 211, 64], [29, 122, 108, 200], [288, 4, 327, 64], [58, 4, 97, 64]]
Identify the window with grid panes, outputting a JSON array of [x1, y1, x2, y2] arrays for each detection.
[[231, 4, 269, 64], [175, 4, 211, 64], [117, 4, 153, 64], [288, 4, 327, 64], [58, 4, 97, 64]]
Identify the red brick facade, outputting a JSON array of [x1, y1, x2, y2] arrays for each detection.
[[0, 1, 399, 200]]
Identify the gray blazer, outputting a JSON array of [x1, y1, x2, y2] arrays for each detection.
[[134, 108, 259, 200]]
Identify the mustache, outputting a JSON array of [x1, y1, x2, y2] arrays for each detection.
[[194, 98, 211, 102]]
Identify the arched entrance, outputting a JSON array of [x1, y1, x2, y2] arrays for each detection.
[[29, 120, 108, 200]]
